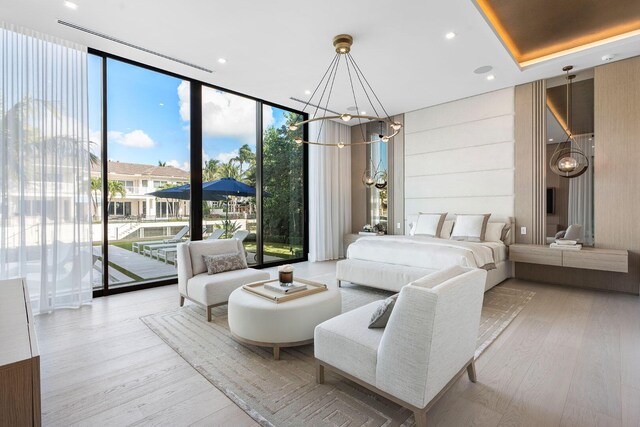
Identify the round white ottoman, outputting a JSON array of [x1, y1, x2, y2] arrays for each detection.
[[228, 283, 342, 359]]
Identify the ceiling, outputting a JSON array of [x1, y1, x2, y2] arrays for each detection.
[[474, 0, 640, 67], [2, 0, 640, 118]]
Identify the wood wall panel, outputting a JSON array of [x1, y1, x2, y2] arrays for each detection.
[[514, 81, 546, 244], [593, 56, 640, 293]]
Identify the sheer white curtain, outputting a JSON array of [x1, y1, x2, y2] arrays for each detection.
[[308, 121, 352, 261], [568, 135, 595, 245], [0, 22, 93, 312]]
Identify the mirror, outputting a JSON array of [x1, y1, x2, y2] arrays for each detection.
[[545, 69, 595, 246]]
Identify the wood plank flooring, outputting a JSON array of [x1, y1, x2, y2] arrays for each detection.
[[35, 261, 640, 426]]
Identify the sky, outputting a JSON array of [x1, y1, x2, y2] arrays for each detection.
[[88, 54, 289, 171]]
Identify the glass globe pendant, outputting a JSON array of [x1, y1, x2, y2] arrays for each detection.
[[557, 156, 578, 173]]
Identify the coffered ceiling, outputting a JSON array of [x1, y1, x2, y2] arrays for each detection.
[[1, 0, 640, 116]]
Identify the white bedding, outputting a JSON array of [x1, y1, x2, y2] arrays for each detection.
[[348, 235, 504, 271]]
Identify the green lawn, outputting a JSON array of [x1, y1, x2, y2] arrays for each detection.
[[94, 239, 302, 259]]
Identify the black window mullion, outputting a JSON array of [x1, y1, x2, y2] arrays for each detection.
[[190, 81, 203, 241], [256, 102, 263, 265], [100, 54, 109, 295]]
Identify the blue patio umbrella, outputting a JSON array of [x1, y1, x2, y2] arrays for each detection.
[[147, 184, 192, 200], [201, 177, 258, 198], [201, 178, 263, 234], [147, 184, 226, 201]]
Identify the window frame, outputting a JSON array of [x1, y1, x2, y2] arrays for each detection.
[[89, 49, 308, 297]]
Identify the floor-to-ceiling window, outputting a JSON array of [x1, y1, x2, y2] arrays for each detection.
[[261, 105, 305, 263], [200, 86, 258, 265], [89, 51, 307, 295]]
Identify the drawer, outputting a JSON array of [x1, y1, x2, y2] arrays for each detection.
[[563, 251, 628, 273], [509, 246, 562, 266]]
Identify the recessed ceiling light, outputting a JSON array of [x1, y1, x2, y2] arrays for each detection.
[[64, 1, 78, 9], [602, 54, 615, 62], [486, 74, 495, 81], [445, 32, 456, 40], [217, 58, 226, 64], [304, 90, 311, 95]]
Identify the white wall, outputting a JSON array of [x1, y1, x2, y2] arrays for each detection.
[[404, 88, 515, 229]]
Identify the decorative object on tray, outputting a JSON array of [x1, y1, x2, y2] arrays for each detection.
[[242, 278, 327, 303], [278, 264, 294, 284], [264, 281, 307, 294], [550, 238, 582, 250]]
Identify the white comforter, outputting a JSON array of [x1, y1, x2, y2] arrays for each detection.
[[348, 235, 498, 270]]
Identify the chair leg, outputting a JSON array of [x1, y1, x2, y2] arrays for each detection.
[[273, 346, 280, 360], [179, 295, 185, 307], [467, 360, 477, 383], [206, 306, 212, 322], [414, 410, 427, 427], [316, 362, 325, 384]]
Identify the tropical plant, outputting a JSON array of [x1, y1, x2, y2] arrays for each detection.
[[214, 219, 242, 238], [202, 159, 221, 182], [158, 161, 166, 167], [233, 144, 255, 173], [90, 177, 102, 220], [218, 160, 242, 180], [107, 180, 126, 214]]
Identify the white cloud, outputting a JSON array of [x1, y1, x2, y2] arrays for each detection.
[[166, 159, 190, 171], [177, 81, 274, 144], [216, 150, 238, 163], [108, 129, 155, 148]]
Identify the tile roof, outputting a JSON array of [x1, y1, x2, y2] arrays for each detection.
[[92, 161, 190, 179]]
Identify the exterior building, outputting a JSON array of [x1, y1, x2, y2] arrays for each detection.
[[92, 161, 190, 220]]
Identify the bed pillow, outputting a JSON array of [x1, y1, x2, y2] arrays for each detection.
[[412, 213, 447, 237], [368, 294, 398, 328], [450, 214, 491, 242], [439, 220, 455, 238], [484, 222, 506, 242], [203, 252, 247, 275]]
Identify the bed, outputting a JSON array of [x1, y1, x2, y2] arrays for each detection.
[[336, 216, 513, 292]]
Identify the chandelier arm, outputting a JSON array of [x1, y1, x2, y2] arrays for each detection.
[[311, 54, 340, 120], [303, 53, 339, 115], [316, 54, 342, 141], [344, 54, 366, 141], [346, 53, 381, 119], [348, 53, 393, 121]]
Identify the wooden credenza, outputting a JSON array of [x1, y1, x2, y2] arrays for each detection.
[[509, 244, 633, 293], [509, 244, 628, 273], [0, 278, 41, 427]]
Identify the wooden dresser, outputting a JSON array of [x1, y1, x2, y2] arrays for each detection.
[[0, 278, 41, 426]]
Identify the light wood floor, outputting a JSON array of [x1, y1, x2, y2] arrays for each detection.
[[36, 261, 640, 426]]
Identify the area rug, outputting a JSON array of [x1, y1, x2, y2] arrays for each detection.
[[141, 283, 534, 427]]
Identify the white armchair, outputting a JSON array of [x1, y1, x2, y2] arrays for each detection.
[[177, 239, 270, 321], [314, 266, 487, 426]]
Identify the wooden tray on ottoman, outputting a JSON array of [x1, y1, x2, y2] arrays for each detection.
[[242, 278, 327, 303]]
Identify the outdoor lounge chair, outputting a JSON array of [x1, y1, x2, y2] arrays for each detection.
[[207, 229, 225, 240], [132, 225, 189, 254]]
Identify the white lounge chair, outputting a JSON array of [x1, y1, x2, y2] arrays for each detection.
[[132, 225, 189, 254], [207, 229, 225, 240]]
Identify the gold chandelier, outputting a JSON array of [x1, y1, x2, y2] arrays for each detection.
[[290, 34, 402, 148]]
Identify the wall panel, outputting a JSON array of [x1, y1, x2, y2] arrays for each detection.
[[404, 88, 515, 227]]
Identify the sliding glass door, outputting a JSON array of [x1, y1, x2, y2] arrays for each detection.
[[89, 51, 307, 295]]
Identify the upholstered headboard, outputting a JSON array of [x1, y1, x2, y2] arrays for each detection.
[[405, 214, 515, 245]]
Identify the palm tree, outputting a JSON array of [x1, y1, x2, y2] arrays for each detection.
[[90, 177, 102, 220], [158, 161, 166, 167], [107, 180, 126, 215], [219, 160, 242, 180], [202, 159, 221, 182], [233, 144, 254, 173]]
